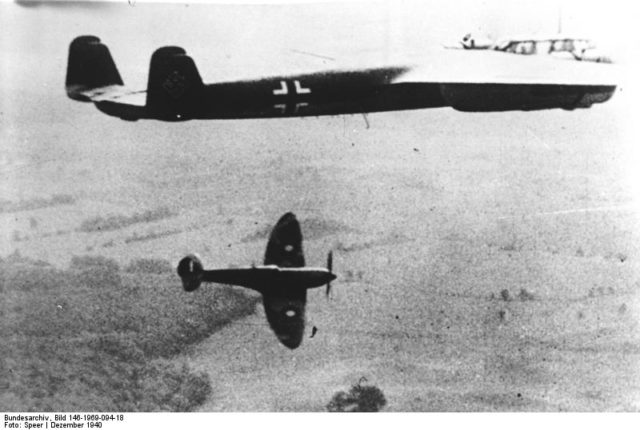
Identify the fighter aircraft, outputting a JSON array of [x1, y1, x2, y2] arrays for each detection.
[[177, 212, 335, 349], [66, 35, 617, 122]]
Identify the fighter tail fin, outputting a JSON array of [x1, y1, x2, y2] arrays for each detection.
[[66, 35, 123, 101], [145, 46, 204, 119]]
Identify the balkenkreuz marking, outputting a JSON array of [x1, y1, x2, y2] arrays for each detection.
[[162, 71, 187, 99], [294, 80, 311, 94], [273, 80, 288, 95]]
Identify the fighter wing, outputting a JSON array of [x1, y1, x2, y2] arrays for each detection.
[[264, 212, 305, 268], [262, 289, 306, 349]]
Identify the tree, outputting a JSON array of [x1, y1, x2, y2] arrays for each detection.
[[327, 378, 386, 412]]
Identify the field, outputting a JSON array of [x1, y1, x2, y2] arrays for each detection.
[[2, 98, 638, 411]]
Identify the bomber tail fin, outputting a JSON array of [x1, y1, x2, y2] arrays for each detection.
[[66, 35, 124, 101], [145, 46, 204, 119]]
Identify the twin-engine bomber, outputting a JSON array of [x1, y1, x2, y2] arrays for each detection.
[[177, 213, 335, 349], [66, 35, 616, 122]]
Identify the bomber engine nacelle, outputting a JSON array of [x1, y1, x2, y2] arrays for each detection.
[[176, 254, 204, 292], [440, 83, 616, 112]]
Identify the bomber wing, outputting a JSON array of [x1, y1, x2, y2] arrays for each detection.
[[395, 48, 616, 86], [392, 48, 617, 111]]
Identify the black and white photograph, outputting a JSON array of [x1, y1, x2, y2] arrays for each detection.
[[1, 0, 638, 415]]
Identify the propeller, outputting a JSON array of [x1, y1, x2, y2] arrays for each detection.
[[326, 250, 333, 298]]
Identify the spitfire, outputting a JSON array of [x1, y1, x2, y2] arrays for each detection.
[[177, 213, 335, 349], [65, 35, 617, 122]]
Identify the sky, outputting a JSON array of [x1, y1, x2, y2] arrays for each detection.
[[2, 0, 636, 169], [1, 0, 637, 173], [1, 0, 636, 91]]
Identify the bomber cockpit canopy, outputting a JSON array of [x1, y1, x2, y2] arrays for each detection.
[[493, 36, 596, 57], [460, 33, 611, 63]]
